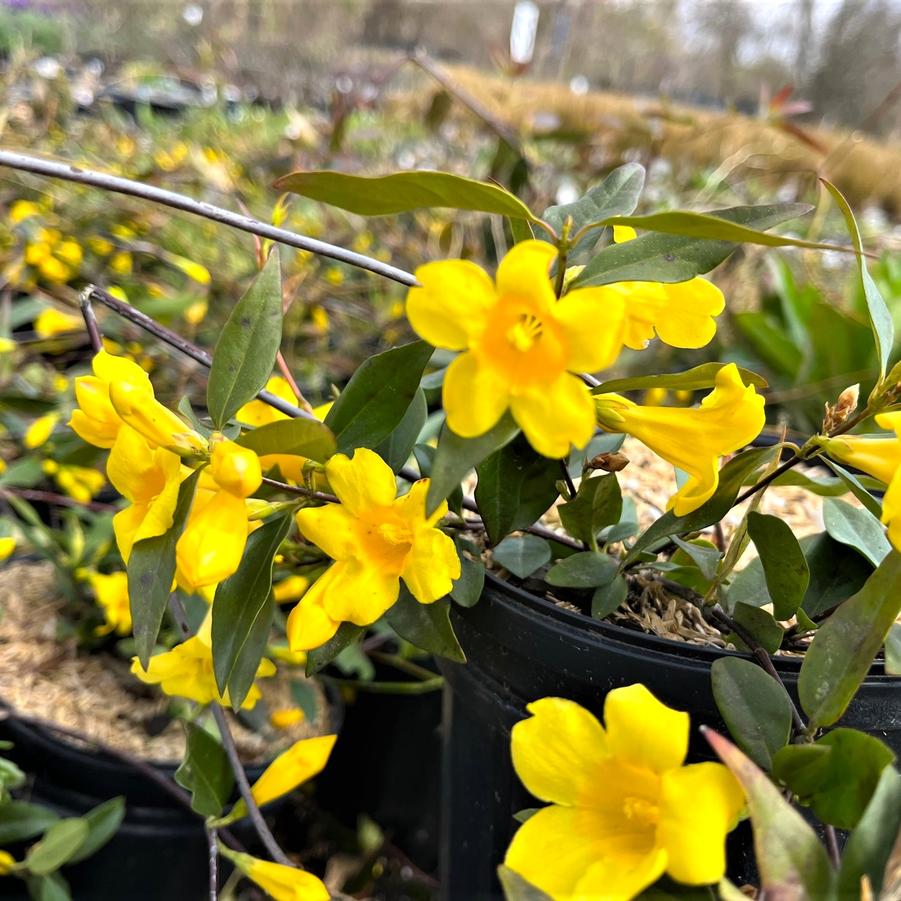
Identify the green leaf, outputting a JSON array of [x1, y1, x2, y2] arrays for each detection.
[[704, 729, 835, 899], [374, 388, 427, 471], [799, 551, 901, 728], [275, 169, 536, 220], [558, 474, 622, 548], [711, 657, 793, 770], [626, 447, 777, 563], [475, 435, 561, 544], [546, 551, 618, 588], [289, 679, 319, 722], [492, 534, 551, 579], [886, 622, 901, 675], [412, 444, 463, 516], [800, 532, 874, 619], [591, 574, 628, 619], [497, 865, 554, 901], [773, 728, 895, 829], [325, 341, 433, 454], [837, 766, 901, 897], [207, 251, 283, 428], [426, 413, 520, 516], [542, 163, 645, 247], [305, 622, 364, 676], [822, 179, 894, 379], [823, 497, 891, 567], [174, 722, 234, 818], [573, 203, 811, 288], [820, 458, 884, 518], [212, 514, 291, 710], [129, 470, 201, 668], [746, 512, 809, 619], [26, 873, 71, 901], [449, 539, 485, 608], [672, 537, 720, 581], [385, 590, 465, 662], [236, 417, 336, 464], [0, 801, 60, 844], [591, 362, 767, 396], [729, 602, 785, 655], [26, 818, 90, 876], [67, 798, 125, 864]]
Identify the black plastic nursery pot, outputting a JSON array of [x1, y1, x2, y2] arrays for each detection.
[[437, 574, 901, 901]]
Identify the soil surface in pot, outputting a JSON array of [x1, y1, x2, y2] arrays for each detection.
[[0, 562, 332, 763]]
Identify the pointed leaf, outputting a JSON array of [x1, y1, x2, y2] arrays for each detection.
[[492, 534, 551, 579], [305, 622, 364, 676], [591, 574, 628, 619], [820, 458, 884, 518], [497, 865, 554, 901], [26, 819, 90, 876], [746, 512, 809, 620], [375, 388, 427, 471], [236, 417, 336, 464], [546, 551, 618, 588], [0, 802, 60, 844], [67, 798, 125, 864], [174, 722, 234, 818], [558, 474, 622, 547], [26, 873, 70, 901], [449, 539, 485, 608], [592, 362, 767, 395], [823, 497, 891, 567], [385, 590, 465, 662]]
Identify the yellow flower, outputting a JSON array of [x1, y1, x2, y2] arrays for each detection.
[[55, 240, 83, 269], [505, 685, 745, 900], [824, 411, 901, 551], [110, 251, 133, 275], [406, 240, 624, 458], [24, 413, 59, 449], [34, 307, 82, 338], [594, 363, 765, 515], [109, 376, 205, 453], [273, 575, 310, 604], [0, 849, 16, 875], [0, 337, 15, 354], [38, 256, 71, 283], [0, 537, 15, 563], [88, 236, 114, 256], [131, 614, 274, 710], [87, 571, 132, 636], [50, 463, 105, 503], [287, 448, 459, 651], [269, 645, 307, 666], [10, 200, 42, 223], [270, 707, 305, 729], [226, 851, 329, 901], [183, 299, 208, 325]]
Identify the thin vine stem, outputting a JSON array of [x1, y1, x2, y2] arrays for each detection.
[[206, 826, 219, 901]]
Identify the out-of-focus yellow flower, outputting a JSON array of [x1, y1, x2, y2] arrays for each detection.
[[505, 684, 745, 900], [270, 707, 305, 729], [224, 851, 329, 901], [24, 242, 51, 266], [287, 448, 459, 651], [110, 251, 133, 275], [0, 537, 15, 563], [24, 413, 59, 449], [273, 575, 310, 604], [594, 363, 765, 516], [55, 240, 83, 269], [269, 645, 307, 666], [0, 458, 6, 475], [52, 373, 69, 392], [42, 460, 105, 503], [0, 849, 16, 875], [184, 300, 208, 325], [407, 240, 625, 458], [87, 571, 132, 636], [88, 236, 114, 256], [0, 337, 15, 354], [352, 231, 373, 254], [10, 200, 42, 223], [131, 614, 275, 709], [325, 266, 344, 286], [310, 305, 329, 333], [824, 411, 901, 552], [38, 256, 71, 283], [643, 387, 668, 407]]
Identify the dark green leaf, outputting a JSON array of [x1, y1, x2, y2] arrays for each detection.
[[558, 474, 622, 547], [512, 808, 540, 824], [207, 251, 283, 428], [275, 169, 536, 220], [592, 362, 767, 396], [711, 657, 793, 770], [591, 574, 627, 619], [672, 537, 720, 581], [213, 515, 291, 710], [0, 801, 59, 844], [325, 341, 433, 454], [66, 798, 125, 864], [385, 590, 465, 662], [236, 417, 336, 464], [449, 539, 485, 608], [773, 728, 895, 829], [729, 602, 785, 655], [305, 622, 364, 676], [705, 730, 835, 899], [746, 512, 809, 620], [26, 819, 89, 876], [129, 470, 200, 668], [799, 551, 901, 727], [800, 532, 874, 619], [822, 179, 894, 378], [492, 534, 551, 579], [374, 388, 427, 471], [546, 551, 618, 588], [886, 623, 901, 675], [0, 457, 44, 488], [412, 444, 462, 516], [820, 458, 884, 518], [426, 413, 519, 516], [837, 766, 901, 897], [497, 865, 554, 901], [823, 497, 891, 567], [332, 642, 375, 681], [174, 723, 234, 818], [26, 873, 70, 901], [573, 204, 811, 287], [475, 435, 560, 544], [289, 679, 319, 722]]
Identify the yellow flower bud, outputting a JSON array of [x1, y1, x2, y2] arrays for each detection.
[[270, 707, 305, 729], [24, 413, 59, 449], [109, 380, 205, 453], [209, 438, 262, 498], [0, 536, 16, 563]]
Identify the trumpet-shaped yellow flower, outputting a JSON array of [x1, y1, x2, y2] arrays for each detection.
[[505, 685, 745, 900], [594, 363, 765, 516], [24, 413, 59, 449], [109, 378, 205, 453], [406, 240, 625, 458], [824, 411, 901, 551], [224, 851, 329, 901], [287, 448, 460, 651], [87, 571, 132, 636], [131, 614, 275, 709], [34, 308, 83, 338], [0, 537, 15, 563]]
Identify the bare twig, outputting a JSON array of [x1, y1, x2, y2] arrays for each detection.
[[78, 291, 103, 353], [207, 826, 219, 901], [260, 476, 337, 505], [0, 486, 116, 513]]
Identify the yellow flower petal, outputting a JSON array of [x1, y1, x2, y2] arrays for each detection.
[[324, 448, 397, 515], [318, 559, 400, 626], [24, 413, 58, 449], [653, 278, 724, 349], [176, 490, 249, 592], [109, 380, 205, 452], [575, 848, 668, 901], [400, 525, 459, 603], [509, 373, 595, 458], [443, 351, 511, 438], [407, 259, 496, 351], [554, 286, 626, 372], [495, 240, 557, 309], [241, 856, 330, 901], [209, 438, 262, 498], [613, 225, 637, 243], [295, 503, 357, 562], [286, 585, 341, 652], [249, 734, 337, 808], [604, 683, 689, 775], [658, 762, 745, 885], [34, 307, 82, 338], [511, 697, 608, 807], [0, 536, 16, 562]]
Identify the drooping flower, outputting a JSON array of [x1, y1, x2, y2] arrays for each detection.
[[594, 363, 765, 515], [87, 571, 132, 636], [287, 448, 460, 651], [131, 613, 275, 710], [221, 850, 329, 901], [406, 240, 626, 458], [824, 411, 901, 551], [505, 684, 745, 900]]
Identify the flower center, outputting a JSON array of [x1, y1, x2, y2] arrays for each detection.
[[506, 313, 544, 353], [376, 521, 414, 547], [622, 797, 659, 827]]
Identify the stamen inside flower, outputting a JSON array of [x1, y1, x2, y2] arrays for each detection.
[[622, 797, 659, 827], [506, 313, 544, 353]]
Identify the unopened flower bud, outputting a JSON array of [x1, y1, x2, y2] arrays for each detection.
[[588, 451, 629, 473]]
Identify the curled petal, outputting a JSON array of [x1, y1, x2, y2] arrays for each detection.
[[318, 558, 400, 626], [176, 490, 249, 592]]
